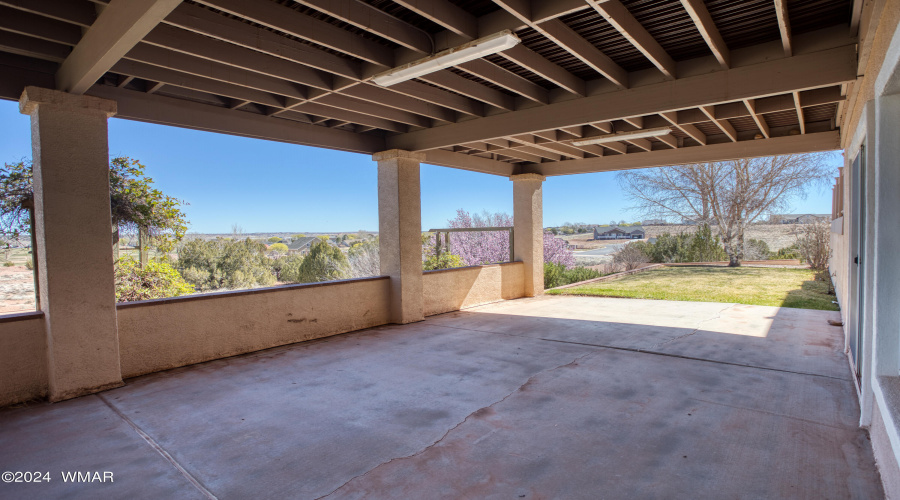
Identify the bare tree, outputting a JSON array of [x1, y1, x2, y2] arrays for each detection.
[[613, 242, 650, 271], [617, 154, 833, 266], [796, 220, 831, 270], [348, 239, 380, 278]]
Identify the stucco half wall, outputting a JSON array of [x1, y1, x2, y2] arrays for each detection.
[[0, 312, 47, 407], [116, 276, 392, 378], [423, 262, 526, 316]]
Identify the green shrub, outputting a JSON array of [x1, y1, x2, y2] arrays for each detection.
[[176, 237, 276, 291], [544, 263, 601, 289], [295, 241, 349, 283], [423, 253, 465, 271], [273, 254, 305, 282], [643, 224, 727, 263], [2, 261, 13, 267], [25, 258, 32, 270], [773, 243, 802, 260], [267, 236, 283, 243], [115, 257, 194, 302]]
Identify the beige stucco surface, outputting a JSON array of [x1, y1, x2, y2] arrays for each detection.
[[511, 174, 544, 297], [376, 150, 425, 324], [423, 262, 525, 317], [0, 314, 47, 406], [116, 277, 392, 378], [841, 0, 900, 149], [20, 87, 123, 402], [872, 397, 900, 499]]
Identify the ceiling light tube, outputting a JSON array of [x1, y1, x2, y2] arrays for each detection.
[[372, 30, 521, 87], [572, 127, 673, 146]]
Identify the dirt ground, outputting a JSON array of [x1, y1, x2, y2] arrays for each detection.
[[559, 233, 624, 250], [0, 265, 35, 315]]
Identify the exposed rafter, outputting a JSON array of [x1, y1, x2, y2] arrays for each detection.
[[774, 0, 792, 57], [56, 0, 181, 94], [388, 45, 856, 151], [528, 132, 840, 176], [492, 0, 626, 88], [679, 0, 729, 69], [585, 0, 677, 79]]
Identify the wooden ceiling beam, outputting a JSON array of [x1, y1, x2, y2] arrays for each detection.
[[660, 111, 706, 145], [125, 44, 309, 101], [538, 19, 628, 88], [290, 100, 408, 133], [792, 91, 805, 134], [86, 84, 386, 154], [144, 25, 333, 91], [774, 0, 792, 57], [293, 0, 432, 53], [497, 41, 587, 96], [418, 71, 516, 111], [391, 0, 478, 39], [0, 0, 96, 28], [199, 0, 393, 66], [57, 0, 181, 94], [699, 105, 737, 142], [742, 99, 770, 138], [422, 149, 517, 176], [0, 6, 82, 46], [679, 0, 729, 69], [586, 0, 676, 79], [112, 59, 286, 108], [165, 3, 360, 80], [529, 131, 840, 176], [492, 0, 626, 89], [457, 58, 550, 104], [388, 45, 856, 151]]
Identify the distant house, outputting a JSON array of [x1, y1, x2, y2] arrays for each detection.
[[286, 236, 323, 255], [642, 219, 667, 225], [593, 225, 645, 240], [768, 214, 831, 224]]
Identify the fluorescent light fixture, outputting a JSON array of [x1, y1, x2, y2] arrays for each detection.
[[372, 30, 521, 87], [572, 127, 673, 146]]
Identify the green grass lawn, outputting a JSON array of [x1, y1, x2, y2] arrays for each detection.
[[547, 266, 838, 311]]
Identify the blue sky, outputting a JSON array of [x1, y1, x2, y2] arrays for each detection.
[[0, 100, 838, 233]]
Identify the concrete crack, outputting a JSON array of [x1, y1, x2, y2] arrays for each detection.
[[652, 302, 738, 349], [314, 352, 593, 500]]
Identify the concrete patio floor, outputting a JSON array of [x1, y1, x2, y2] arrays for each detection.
[[0, 296, 883, 499]]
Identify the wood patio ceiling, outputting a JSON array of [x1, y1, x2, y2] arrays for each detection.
[[0, 0, 858, 176]]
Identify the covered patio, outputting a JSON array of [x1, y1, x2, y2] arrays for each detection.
[[0, 297, 881, 499], [2, 0, 900, 496]]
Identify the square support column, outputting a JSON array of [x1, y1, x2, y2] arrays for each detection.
[[511, 173, 545, 297], [19, 87, 122, 402], [374, 149, 424, 324]]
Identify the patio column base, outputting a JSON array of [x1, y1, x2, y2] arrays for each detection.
[[511, 173, 546, 297], [374, 149, 425, 324], [19, 87, 123, 402]]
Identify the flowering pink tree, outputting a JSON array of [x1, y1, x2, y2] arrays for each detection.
[[544, 232, 575, 268], [437, 209, 575, 268]]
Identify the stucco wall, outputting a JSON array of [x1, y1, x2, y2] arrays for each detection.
[[872, 397, 900, 499], [423, 262, 525, 317], [841, 0, 900, 149], [116, 277, 392, 378], [0, 313, 47, 406]]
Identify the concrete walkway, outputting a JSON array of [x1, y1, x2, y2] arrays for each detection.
[[0, 297, 883, 499]]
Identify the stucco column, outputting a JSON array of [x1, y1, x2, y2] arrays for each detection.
[[511, 173, 545, 297], [374, 149, 424, 324], [19, 87, 122, 402]]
